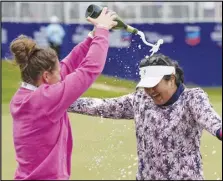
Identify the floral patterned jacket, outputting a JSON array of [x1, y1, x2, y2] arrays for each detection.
[[68, 87, 222, 180]]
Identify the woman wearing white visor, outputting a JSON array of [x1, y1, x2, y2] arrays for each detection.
[[68, 53, 222, 180]]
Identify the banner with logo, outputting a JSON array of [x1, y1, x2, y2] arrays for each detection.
[[1, 22, 222, 86]]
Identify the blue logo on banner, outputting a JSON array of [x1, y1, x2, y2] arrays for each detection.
[[210, 24, 222, 47], [121, 31, 132, 41], [185, 26, 201, 46]]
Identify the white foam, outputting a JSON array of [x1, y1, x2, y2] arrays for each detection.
[[137, 30, 164, 56]]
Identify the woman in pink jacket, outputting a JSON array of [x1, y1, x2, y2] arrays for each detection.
[[10, 7, 117, 180]]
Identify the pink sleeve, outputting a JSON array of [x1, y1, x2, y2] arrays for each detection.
[[31, 28, 109, 122], [60, 36, 93, 79]]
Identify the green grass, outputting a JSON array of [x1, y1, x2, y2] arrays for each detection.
[[96, 75, 137, 89], [1, 61, 222, 180], [1, 61, 134, 102]]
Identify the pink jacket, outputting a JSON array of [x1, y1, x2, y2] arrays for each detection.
[[10, 28, 109, 180]]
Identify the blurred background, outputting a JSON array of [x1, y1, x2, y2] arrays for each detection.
[[2, 2, 222, 86], [2, 2, 222, 23], [1, 2, 222, 180]]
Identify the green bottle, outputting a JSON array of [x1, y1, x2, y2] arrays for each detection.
[[85, 4, 138, 34]]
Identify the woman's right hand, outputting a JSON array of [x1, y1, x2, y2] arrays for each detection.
[[86, 7, 118, 30]]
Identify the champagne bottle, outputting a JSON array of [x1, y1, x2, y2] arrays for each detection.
[[85, 4, 138, 34]]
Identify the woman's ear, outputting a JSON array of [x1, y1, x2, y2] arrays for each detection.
[[171, 74, 176, 86], [42, 71, 50, 84], [171, 74, 176, 81]]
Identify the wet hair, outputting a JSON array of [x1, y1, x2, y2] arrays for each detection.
[[10, 35, 58, 86], [139, 53, 184, 87]]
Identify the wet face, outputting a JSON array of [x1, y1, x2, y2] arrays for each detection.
[[41, 61, 61, 85], [144, 75, 177, 105]]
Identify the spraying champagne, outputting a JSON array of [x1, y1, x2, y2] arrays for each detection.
[[85, 4, 164, 56]]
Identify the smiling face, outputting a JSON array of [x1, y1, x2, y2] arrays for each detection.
[[138, 54, 184, 105], [144, 75, 177, 105]]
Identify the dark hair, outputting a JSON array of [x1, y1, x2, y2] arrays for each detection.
[[140, 53, 184, 86], [10, 35, 58, 86]]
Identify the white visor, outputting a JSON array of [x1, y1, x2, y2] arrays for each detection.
[[136, 66, 175, 88]]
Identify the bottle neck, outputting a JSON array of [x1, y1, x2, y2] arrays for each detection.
[[125, 25, 138, 34]]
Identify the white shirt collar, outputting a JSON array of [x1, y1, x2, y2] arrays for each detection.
[[21, 82, 37, 91]]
